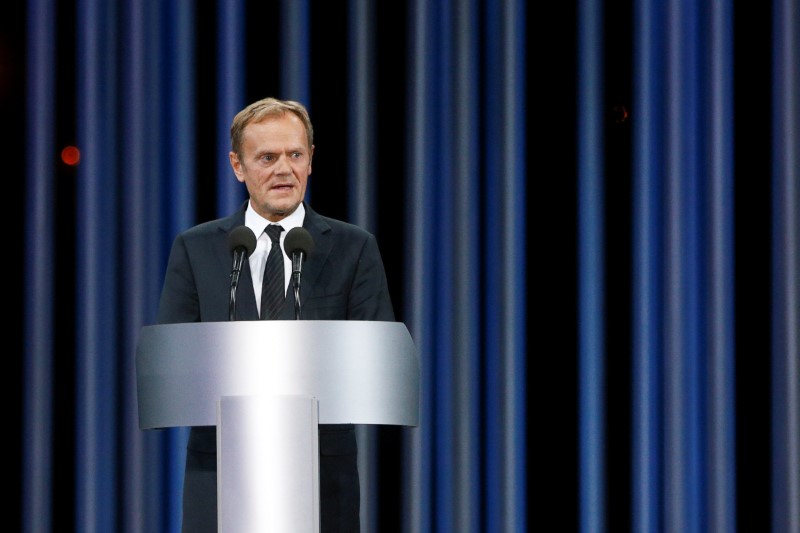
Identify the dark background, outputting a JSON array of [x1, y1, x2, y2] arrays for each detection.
[[3, 1, 777, 531]]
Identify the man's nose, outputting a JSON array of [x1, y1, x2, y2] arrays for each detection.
[[275, 155, 292, 174]]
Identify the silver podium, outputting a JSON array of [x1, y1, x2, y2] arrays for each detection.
[[136, 320, 419, 533]]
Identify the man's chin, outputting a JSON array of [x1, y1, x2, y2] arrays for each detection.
[[262, 200, 300, 220]]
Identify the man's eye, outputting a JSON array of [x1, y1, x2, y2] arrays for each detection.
[[291, 152, 302, 158], [262, 155, 274, 162]]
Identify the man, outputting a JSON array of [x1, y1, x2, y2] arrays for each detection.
[[157, 97, 395, 532]]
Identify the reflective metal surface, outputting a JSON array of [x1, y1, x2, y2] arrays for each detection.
[[136, 320, 420, 429]]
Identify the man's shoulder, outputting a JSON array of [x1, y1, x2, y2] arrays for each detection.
[[305, 205, 373, 239], [321, 215, 371, 235], [176, 206, 244, 242], [181, 217, 229, 237]]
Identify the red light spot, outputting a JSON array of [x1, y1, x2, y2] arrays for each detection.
[[61, 146, 81, 166]]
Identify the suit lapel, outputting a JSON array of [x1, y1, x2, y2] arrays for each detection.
[[298, 204, 332, 300], [217, 201, 260, 320], [237, 259, 259, 320], [275, 204, 331, 320]]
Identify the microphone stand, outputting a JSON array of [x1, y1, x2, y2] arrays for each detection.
[[291, 250, 304, 320], [229, 283, 238, 321], [292, 279, 301, 320], [229, 249, 245, 321]]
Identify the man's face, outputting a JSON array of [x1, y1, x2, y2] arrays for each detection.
[[229, 113, 313, 222]]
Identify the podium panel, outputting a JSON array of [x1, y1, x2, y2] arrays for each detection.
[[136, 320, 419, 429]]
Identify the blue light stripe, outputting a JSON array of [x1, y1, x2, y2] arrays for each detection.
[[502, 2, 527, 530], [121, 1, 151, 530], [452, 1, 482, 529], [75, 1, 120, 530], [22, 1, 56, 531], [216, 0, 246, 217], [432, 2, 455, 532], [280, 0, 311, 202], [280, 0, 310, 105], [632, 1, 666, 531], [348, 0, 376, 231], [405, 1, 436, 531], [577, 0, 605, 531], [168, 1, 197, 236], [665, 2, 706, 531], [707, 1, 736, 531], [483, 0, 529, 530], [154, 4, 195, 531], [347, 4, 379, 529], [483, 0, 503, 528], [771, 0, 800, 530]]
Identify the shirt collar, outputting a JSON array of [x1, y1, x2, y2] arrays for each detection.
[[244, 201, 306, 237]]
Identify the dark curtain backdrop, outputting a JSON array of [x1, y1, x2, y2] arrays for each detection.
[[5, 0, 798, 532]]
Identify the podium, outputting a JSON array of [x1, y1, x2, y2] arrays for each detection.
[[135, 320, 419, 532]]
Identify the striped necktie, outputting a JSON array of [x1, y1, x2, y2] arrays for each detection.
[[260, 224, 285, 319]]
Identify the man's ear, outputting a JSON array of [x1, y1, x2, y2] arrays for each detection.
[[229, 152, 245, 183]]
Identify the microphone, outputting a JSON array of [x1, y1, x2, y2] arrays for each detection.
[[283, 227, 315, 319], [228, 225, 257, 320]]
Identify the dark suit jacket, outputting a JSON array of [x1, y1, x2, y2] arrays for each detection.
[[157, 200, 395, 532]]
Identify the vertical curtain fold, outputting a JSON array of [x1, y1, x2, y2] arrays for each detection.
[[73, 2, 198, 531], [216, 0, 246, 217], [120, 2, 194, 532], [483, 1, 527, 531], [632, 1, 737, 532], [429, 3, 454, 531], [405, 2, 526, 531], [707, 1, 736, 531], [22, 1, 56, 532], [75, 0, 120, 530], [348, 0, 376, 231], [405, 2, 437, 530], [120, 2, 155, 531], [771, 1, 800, 531], [280, 0, 311, 201], [577, 1, 606, 531], [632, 1, 667, 531], [501, 3, 528, 531], [157, 2, 196, 529], [280, 0, 310, 105], [167, 0, 198, 238], [665, 1, 705, 530], [348, 2, 379, 530], [484, 3, 505, 525], [451, 1, 481, 531]]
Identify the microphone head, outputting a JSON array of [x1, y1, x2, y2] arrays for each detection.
[[228, 225, 257, 257], [283, 227, 315, 257]]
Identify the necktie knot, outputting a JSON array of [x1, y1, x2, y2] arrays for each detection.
[[266, 224, 284, 243]]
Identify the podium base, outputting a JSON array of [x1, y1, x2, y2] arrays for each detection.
[[218, 395, 320, 532]]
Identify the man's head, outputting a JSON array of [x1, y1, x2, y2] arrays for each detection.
[[229, 97, 314, 222]]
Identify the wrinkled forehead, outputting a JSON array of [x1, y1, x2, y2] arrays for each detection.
[[247, 112, 309, 143], [241, 116, 311, 152]]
